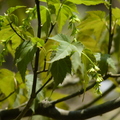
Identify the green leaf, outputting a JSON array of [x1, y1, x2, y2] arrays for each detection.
[[6, 6, 26, 14], [47, 0, 60, 4], [49, 34, 84, 63], [49, 34, 71, 43], [112, 8, 120, 25], [25, 74, 43, 98], [39, 0, 47, 2], [0, 69, 16, 106], [81, 49, 96, 71], [71, 42, 84, 72], [66, 0, 106, 5], [71, 52, 81, 72], [31, 37, 45, 47], [40, 6, 51, 36], [0, 16, 5, 30], [57, 5, 72, 32], [78, 11, 106, 41], [64, 1, 78, 13], [107, 57, 117, 72], [98, 54, 109, 75], [15, 41, 37, 81], [50, 56, 71, 86]]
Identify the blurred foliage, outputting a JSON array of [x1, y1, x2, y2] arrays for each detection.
[[0, 0, 120, 120]]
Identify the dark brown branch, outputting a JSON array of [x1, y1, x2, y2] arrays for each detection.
[[35, 76, 52, 95], [37, 69, 48, 74], [77, 79, 120, 110], [1, 97, 120, 120], [108, 0, 113, 54], [9, 23, 25, 41], [105, 72, 120, 78], [0, 91, 15, 102], [103, 72, 120, 81], [14, 0, 42, 119]]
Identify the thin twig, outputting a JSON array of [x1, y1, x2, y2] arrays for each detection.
[[36, 76, 52, 95], [50, 82, 96, 105], [0, 91, 15, 102], [14, 0, 42, 119], [103, 72, 120, 80], [109, 109, 120, 120], [37, 69, 48, 74], [45, 23, 55, 43], [9, 22, 25, 41], [77, 79, 120, 110], [108, 0, 113, 54]]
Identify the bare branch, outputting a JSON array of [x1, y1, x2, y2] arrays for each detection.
[[14, 0, 42, 119], [77, 79, 120, 110], [9, 23, 25, 41], [1, 97, 120, 120], [0, 91, 15, 102]]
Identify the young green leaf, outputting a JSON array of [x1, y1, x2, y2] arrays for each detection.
[[6, 6, 26, 15], [66, 0, 106, 5], [0, 69, 16, 106], [50, 56, 71, 86], [78, 11, 106, 42], [15, 41, 37, 81], [40, 6, 51, 36], [57, 5, 71, 32], [112, 8, 120, 25]]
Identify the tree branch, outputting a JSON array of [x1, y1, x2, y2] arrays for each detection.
[[50, 82, 96, 105], [108, 0, 113, 54], [77, 79, 120, 110], [9, 22, 25, 41], [14, 0, 42, 119], [1, 97, 120, 120]]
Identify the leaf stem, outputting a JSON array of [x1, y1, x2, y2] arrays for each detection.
[[81, 52, 95, 66]]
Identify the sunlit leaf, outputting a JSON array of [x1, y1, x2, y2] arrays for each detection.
[[47, 0, 60, 4], [64, 1, 78, 13], [57, 5, 72, 32], [6, 6, 26, 14], [112, 8, 120, 25], [66, 0, 106, 5], [31, 37, 45, 47], [78, 10, 106, 41], [41, 6, 51, 36], [0, 69, 16, 106]]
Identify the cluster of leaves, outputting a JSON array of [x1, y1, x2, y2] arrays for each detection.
[[0, 0, 120, 119]]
